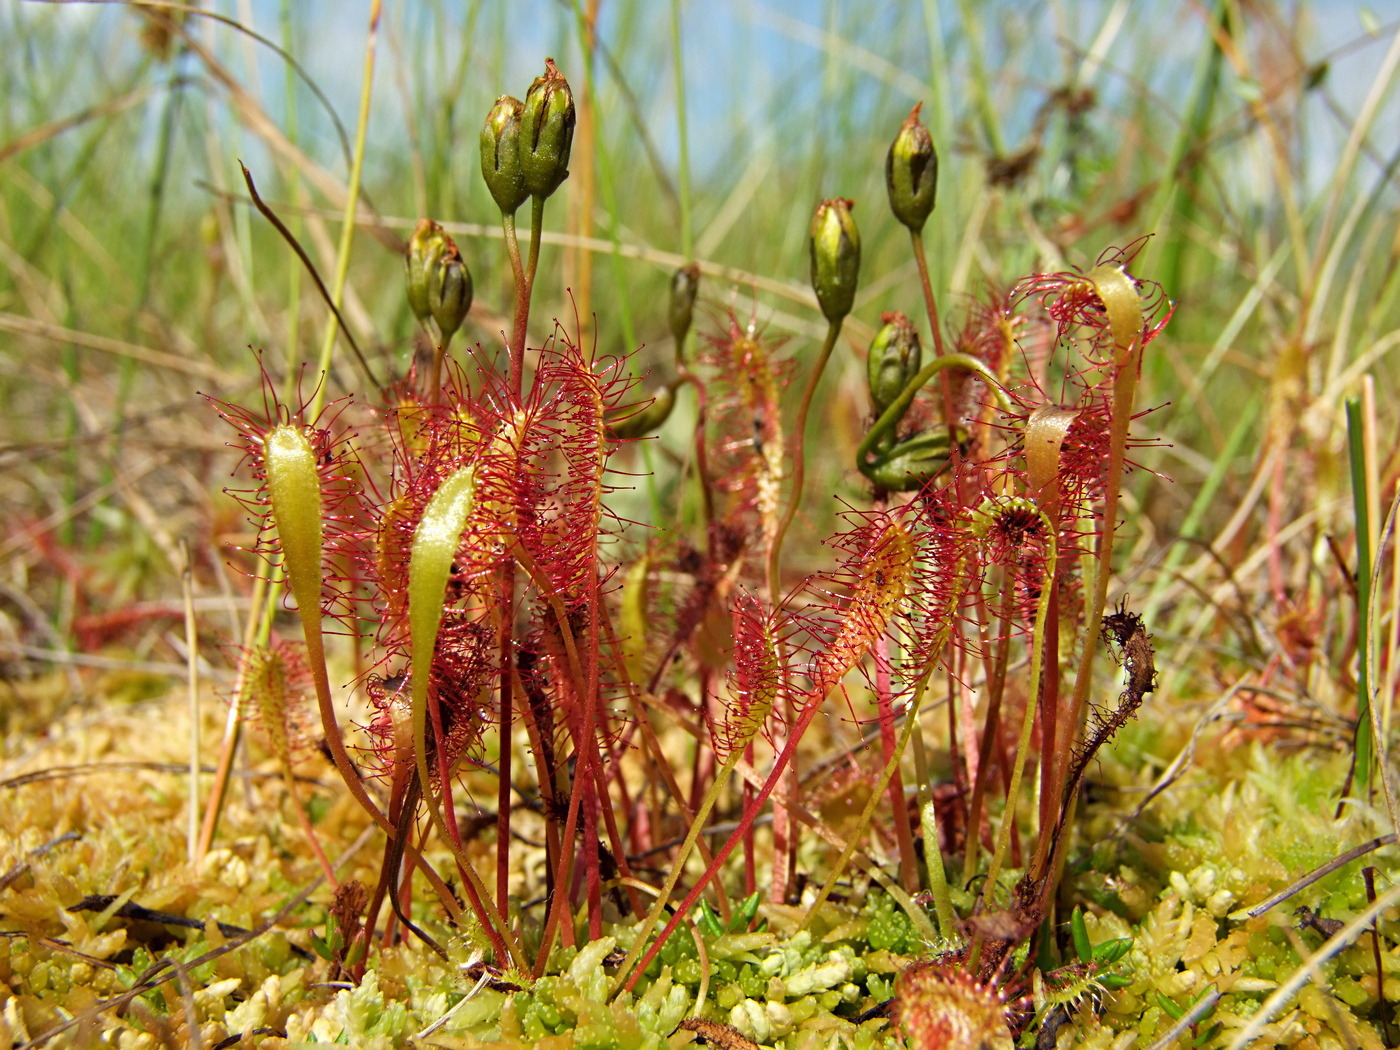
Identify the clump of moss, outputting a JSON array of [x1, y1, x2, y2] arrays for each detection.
[[1062, 735, 1398, 1048], [5, 676, 1399, 1049]]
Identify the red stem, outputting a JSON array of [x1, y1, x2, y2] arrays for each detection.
[[910, 229, 959, 442], [963, 583, 1014, 880], [495, 564, 517, 919], [1037, 588, 1061, 838], [532, 592, 603, 976], [743, 739, 756, 898], [875, 637, 919, 892], [583, 786, 603, 940], [623, 683, 831, 992], [678, 371, 714, 527]]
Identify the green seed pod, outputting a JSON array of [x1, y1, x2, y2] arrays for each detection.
[[606, 381, 677, 439], [867, 311, 922, 417], [809, 198, 860, 324], [519, 58, 576, 200], [430, 246, 472, 345], [480, 95, 528, 216], [404, 219, 473, 344], [862, 429, 956, 492], [404, 220, 439, 327], [886, 102, 938, 232], [669, 262, 700, 346]]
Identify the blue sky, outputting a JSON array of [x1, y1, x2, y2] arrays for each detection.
[[9, 1, 1396, 207]]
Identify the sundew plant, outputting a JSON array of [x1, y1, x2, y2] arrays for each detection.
[[1, 4, 1399, 1050], [206, 61, 1177, 1043]]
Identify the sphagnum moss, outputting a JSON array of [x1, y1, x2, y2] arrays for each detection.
[[9, 690, 1396, 1047]]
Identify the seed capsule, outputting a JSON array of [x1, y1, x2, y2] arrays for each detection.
[[606, 381, 678, 440], [886, 102, 938, 232], [519, 59, 576, 201], [809, 198, 860, 324], [669, 263, 700, 347], [863, 430, 958, 492], [867, 312, 922, 417], [404, 219, 472, 344], [480, 95, 528, 216]]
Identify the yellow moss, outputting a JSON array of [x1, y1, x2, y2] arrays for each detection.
[[1180, 912, 1219, 964], [1201, 928, 1252, 983]]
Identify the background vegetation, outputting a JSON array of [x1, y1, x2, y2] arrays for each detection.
[[1, 1, 1398, 1047]]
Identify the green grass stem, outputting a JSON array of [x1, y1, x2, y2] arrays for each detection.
[[310, 0, 380, 416]]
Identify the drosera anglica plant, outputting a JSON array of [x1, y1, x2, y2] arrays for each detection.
[[196, 60, 1189, 1046]]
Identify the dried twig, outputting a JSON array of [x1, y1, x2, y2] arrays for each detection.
[[1246, 834, 1398, 919]]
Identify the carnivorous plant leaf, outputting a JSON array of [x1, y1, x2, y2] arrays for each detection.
[[263, 424, 325, 627]]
